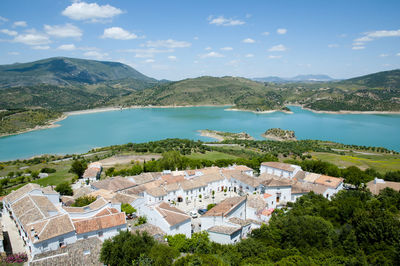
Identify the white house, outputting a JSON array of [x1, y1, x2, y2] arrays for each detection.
[[260, 162, 302, 179], [207, 226, 242, 244], [258, 174, 293, 206], [200, 196, 247, 231], [142, 202, 191, 237]]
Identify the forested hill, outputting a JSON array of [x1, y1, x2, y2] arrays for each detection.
[[338, 69, 400, 89], [0, 57, 156, 88], [113, 76, 288, 112]]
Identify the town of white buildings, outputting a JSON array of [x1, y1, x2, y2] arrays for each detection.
[[1, 161, 398, 264]]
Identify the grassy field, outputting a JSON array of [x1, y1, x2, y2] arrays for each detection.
[[311, 152, 400, 173], [185, 151, 239, 160]]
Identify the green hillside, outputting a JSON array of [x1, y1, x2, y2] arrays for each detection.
[[115, 76, 288, 111], [0, 57, 156, 88], [338, 69, 400, 89]]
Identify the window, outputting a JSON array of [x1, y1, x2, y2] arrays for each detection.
[[98, 231, 103, 237], [84, 235, 88, 239], [43, 243, 48, 249], [199, 188, 201, 192], [83, 250, 91, 255]]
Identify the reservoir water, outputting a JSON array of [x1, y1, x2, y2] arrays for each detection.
[[1, 106, 399, 161]]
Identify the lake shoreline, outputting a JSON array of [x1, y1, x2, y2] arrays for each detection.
[[287, 104, 400, 115]]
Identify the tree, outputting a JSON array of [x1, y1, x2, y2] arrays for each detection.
[[72, 195, 96, 207], [121, 203, 136, 215], [100, 230, 155, 266], [105, 167, 115, 177], [148, 243, 179, 266], [69, 160, 87, 178], [55, 182, 73, 196]]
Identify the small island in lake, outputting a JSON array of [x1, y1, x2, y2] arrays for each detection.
[[262, 128, 297, 141], [199, 129, 255, 141]]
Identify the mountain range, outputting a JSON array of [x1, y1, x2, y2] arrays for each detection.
[[253, 74, 336, 83]]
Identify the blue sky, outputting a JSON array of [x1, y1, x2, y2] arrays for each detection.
[[0, 0, 399, 80]]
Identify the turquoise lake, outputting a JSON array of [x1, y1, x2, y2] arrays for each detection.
[[1, 106, 400, 161]]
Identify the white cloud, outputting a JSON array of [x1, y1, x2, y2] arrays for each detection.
[[262, 32, 270, 36], [120, 48, 173, 58], [32, 45, 50, 50], [57, 44, 76, 51], [277, 28, 287, 35], [14, 32, 50, 45], [62, 1, 122, 22], [13, 21, 27, 27], [205, 46, 212, 50], [268, 44, 286, 52], [328, 44, 339, 48], [245, 53, 254, 58], [268, 55, 282, 59], [379, 53, 389, 57], [146, 39, 191, 48], [397, 53, 400, 56], [8, 51, 19, 55], [168, 55, 177, 60], [0, 16, 8, 22], [44, 23, 82, 38], [242, 38, 255, 43], [208, 16, 245, 26], [221, 46, 233, 51], [193, 36, 199, 40], [354, 29, 400, 45], [144, 59, 155, 63], [226, 59, 240, 66], [0, 29, 18, 36], [84, 50, 109, 60], [352, 46, 365, 50], [101, 27, 137, 40], [200, 51, 224, 58]]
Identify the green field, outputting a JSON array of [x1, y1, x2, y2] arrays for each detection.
[[185, 151, 239, 160], [311, 152, 400, 173]]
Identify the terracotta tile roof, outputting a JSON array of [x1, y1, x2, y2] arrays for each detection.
[[155, 202, 190, 226], [63, 197, 109, 213], [30, 236, 103, 266], [197, 167, 220, 175], [246, 194, 266, 211], [228, 217, 251, 226], [4, 183, 41, 204], [203, 196, 246, 217], [259, 175, 293, 187], [164, 182, 180, 192], [41, 186, 59, 195], [162, 175, 185, 184], [229, 172, 260, 188], [91, 177, 136, 192], [179, 179, 207, 191], [83, 167, 101, 179], [73, 187, 93, 199], [28, 214, 75, 243], [73, 212, 126, 234], [88, 189, 115, 200], [143, 180, 164, 190], [314, 175, 343, 188], [60, 196, 75, 206], [130, 172, 161, 185], [146, 187, 167, 197], [261, 162, 296, 172], [123, 185, 146, 196], [132, 224, 166, 238], [367, 180, 400, 195], [303, 173, 321, 183], [293, 170, 306, 181], [291, 182, 312, 194], [112, 192, 140, 204], [197, 173, 225, 183], [208, 226, 241, 235]]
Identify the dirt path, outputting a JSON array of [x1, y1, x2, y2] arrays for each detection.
[[2, 211, 27, 254], [97, 154, 162, 167]]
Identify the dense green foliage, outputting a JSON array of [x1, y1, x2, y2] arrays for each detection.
[[0, 109, 61, 135], [121, 203, 136, 215], [54, 182, 73, 196], [103, 189, 400, 265], [71, 195, 96, 207], [69, 160, 87, 178]]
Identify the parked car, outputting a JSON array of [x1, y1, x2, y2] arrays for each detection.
[[190, 210, 198, 218], [198, 209, 208, 215]]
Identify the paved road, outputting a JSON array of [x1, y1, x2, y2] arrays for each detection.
[[2, 212, 27, 254]]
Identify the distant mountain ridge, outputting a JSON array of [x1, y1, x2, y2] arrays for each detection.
[[0, 57, 156, 88], [253, 74, 335, 83]]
